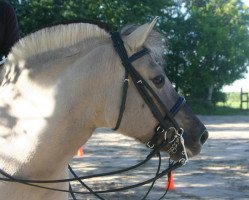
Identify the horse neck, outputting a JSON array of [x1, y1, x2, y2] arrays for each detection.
[[0, 39, 122, 178]]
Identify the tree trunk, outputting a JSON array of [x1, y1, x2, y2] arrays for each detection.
[[207, 85, 213, 102]]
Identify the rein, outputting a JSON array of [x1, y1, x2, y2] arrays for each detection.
[[0, 32, 188, 200]]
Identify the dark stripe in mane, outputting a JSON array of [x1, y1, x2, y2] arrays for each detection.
[[38, 19, 113, 33]]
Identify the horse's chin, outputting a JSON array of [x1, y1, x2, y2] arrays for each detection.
[[186, 146, 201, 157], [168, 153, 184, 162], [167, 148, 191, 162], [162, 144, 201, 162], [137, 132, 202, 162]]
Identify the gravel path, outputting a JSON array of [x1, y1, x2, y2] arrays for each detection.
[[69, 115, 249, 200]]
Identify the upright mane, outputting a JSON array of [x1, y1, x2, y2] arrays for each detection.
[[10, 22, 110, 61], [8, 20, 165, 67]]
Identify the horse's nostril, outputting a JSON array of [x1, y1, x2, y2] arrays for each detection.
[[200, 130, 208, 145]]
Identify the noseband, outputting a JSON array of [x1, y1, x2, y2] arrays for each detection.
[[0, 32, 188, 200]]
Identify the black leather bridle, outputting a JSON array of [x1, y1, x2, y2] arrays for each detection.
[[0, 32, 188, 200], [111, 32, 187, 161]]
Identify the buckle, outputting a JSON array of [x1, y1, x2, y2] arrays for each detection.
[[156, 125, 165, 133], [177, 128, 184, 136], [179, 158, 187, 165], [146, 141, 155, 149]]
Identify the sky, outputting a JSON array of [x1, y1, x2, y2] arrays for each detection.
[[223, 0, 249, 92]]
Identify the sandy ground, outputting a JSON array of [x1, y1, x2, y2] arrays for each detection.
[[69, 115, 249, 200]]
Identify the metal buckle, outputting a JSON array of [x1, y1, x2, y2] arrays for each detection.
[[177, 128, 184, 136], [164, 130, 168, 141], [146, 141, 155, 149], [179, 158, 187, 165], [156, 125, 164, 133]]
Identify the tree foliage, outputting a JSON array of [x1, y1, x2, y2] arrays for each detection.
[[8, 0, 249, 102], [185, 0, 249, 100], [163, 0, 249, 101], [9, 0, 169, 34]]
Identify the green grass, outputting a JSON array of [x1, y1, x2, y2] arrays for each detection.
[[210, 106, 249, 115], [190, 92, 249, 115], [217, 92, 241, 108]]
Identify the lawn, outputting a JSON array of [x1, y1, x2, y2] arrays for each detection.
[[190, 92, 249, 115]]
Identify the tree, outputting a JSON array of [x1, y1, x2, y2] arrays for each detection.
[[166, 0, 249, 101], [159, 0, 191, 92], [9, 0, 170, 35], [160, 0, 249, 103], [8, 0, 249, 104]]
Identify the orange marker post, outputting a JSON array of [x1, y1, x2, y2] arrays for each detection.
[[77, 147, 84, 157], [166, 171, 175, 190]]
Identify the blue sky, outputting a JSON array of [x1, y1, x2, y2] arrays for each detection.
[[223, 0, 249, 92]]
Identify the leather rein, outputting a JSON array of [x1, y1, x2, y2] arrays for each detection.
[[0, 32, 188, 200]]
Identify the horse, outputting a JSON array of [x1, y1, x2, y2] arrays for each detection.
[[0, 18, 208, 200]]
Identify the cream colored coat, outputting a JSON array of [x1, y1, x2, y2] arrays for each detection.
[[0, 19, 207, 200]]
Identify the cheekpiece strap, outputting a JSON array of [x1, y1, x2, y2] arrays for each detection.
[[111, 32, 149, 131]]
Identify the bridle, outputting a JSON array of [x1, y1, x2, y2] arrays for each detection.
[[111, 32, 187, 163], [0, 32, 188, 200]]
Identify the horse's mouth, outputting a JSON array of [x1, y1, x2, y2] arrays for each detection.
[[158, 128, 204, 162], [140, 128, 206, 162], [169, 146, 200, 162], [167, 129, 208, 161]]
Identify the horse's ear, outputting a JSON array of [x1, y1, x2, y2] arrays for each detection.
[[125, 17, 158, 51]]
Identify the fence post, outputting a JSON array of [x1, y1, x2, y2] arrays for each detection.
[[240, 88, 249, 110]]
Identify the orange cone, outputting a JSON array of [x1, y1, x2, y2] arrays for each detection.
[[77, 147, 84, 157], [166, 171, 175, 190]]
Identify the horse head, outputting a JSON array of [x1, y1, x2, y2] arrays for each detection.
[[109, 18, 208, 161]]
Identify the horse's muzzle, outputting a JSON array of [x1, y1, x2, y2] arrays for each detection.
[[200, 129, 209, 145]]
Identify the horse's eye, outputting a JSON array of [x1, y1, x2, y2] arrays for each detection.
[[152, 75, 165, 88]]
